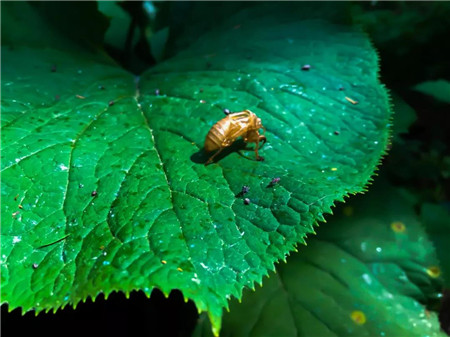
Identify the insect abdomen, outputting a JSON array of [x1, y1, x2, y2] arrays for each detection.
[[205, 120, 227, 152]]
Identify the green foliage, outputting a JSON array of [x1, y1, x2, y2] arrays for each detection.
[[163, 2, 352, 59], [390, 93, 417, 139], [98, 1, 132, 51], [2, 1, 392, 335], [194, 181, 445, 337], [351, 2, 450, 88], [421, 203, 450, 287], [413, 80, 450, 104]]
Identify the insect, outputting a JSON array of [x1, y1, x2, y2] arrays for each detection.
[[204, 110, 266, 165], [267, 177, 280, 187]]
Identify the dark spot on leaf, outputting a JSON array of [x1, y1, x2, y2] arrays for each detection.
[[99, 85, 105, 90], [267, 177, 280, 188], [51, 64, 57, 72], [108, 100, 115, 106], [334, 131, 340, 135], [236, 186, 250, 197]]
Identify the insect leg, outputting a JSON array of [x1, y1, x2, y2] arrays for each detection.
[[205, 147, 225, 165], [259, 135, 267, 145], [254, 137, 263, 161], [253, 132, 267, 161]]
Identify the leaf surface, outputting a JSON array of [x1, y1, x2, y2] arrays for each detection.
[[421, 203, 450, 287], [1, 3, 391, 333], [194, 182, 445, 337]]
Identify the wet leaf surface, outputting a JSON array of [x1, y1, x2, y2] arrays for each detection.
[[194, 181, 445, 337], [1, 3, 391, 333]]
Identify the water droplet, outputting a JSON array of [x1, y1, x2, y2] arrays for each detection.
[[360, 242, 367, 252], [12, 236, 21, 244], [191, 277, 201, 285], [362, 273, 372, 285], [376, 247, 382, 253], [59, 163, 69, 171]]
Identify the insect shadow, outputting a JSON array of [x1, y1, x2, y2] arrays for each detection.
[[190, 139, 251, 165]]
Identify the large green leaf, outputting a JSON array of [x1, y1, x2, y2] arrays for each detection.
[[1, 3, 391, 334], [421, 203, 450, 287], [194, 181, 445, 337]]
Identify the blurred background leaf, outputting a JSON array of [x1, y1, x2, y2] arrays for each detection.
[[413, 80, 450, 105]]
